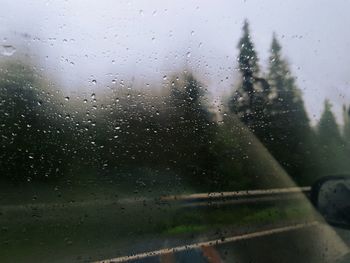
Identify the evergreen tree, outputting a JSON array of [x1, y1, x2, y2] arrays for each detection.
[[319, 100, 342, 142], [317, 100, 348, 175], [267, 34, 310, 131], [0, 61, 68, 181], [166, 71, 215, 184], [342, 104, 350, 172], [343, 104, 350, 143], [266, 34, 315, 183], [230, 20, 270, 140]]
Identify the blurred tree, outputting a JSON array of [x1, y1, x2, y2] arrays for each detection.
[[343, 104, 350, 143], [317, 100, 349, 175], [341, 104, 350, 173], [266, 34, 316, 183], [229, 20, 270, 142], [90, 71, 217, 190], [0, 61, 67, 182], [166, 71, 216, 187], [319, 100, 342, 142], [96, 87, 163, 170]]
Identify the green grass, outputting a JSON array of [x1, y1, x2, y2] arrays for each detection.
[[164, 225, 209, 235], [159, 202, 315, 236]]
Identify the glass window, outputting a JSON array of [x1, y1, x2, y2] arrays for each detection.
[[0, 1, 350, 262]]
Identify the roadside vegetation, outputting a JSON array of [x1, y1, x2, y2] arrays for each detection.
[[2, 21, 349, 193]]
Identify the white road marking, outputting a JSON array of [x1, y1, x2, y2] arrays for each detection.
[[93, 221, 319, 263]]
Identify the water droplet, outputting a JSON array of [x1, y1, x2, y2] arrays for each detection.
[[91, 79, 97, 85], [64, 96, 70, 101], [186, 52, 191, 58], [91, 93, 96, 99], [1, 45, 16, 56]]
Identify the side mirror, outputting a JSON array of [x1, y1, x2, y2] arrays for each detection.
[[311, 175, 350, 229]]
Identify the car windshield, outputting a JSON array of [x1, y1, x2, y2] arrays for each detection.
[[1, 1, 350, 263]]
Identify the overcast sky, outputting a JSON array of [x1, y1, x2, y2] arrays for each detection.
[[1, 0, 349, 124]]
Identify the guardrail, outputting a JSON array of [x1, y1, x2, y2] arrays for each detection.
[[159, 186, 311, 207], [0, 186, 311, 211]]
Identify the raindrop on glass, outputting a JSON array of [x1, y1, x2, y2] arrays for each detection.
[[0, 45, 16, 56]]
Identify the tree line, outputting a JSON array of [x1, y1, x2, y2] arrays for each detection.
[[1, 21, 349, 190], [230, 20, 350, 184]]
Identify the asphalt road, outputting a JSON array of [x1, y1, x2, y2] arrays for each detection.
[[1, 187, 348, 263], [94, 221, 350, 263]]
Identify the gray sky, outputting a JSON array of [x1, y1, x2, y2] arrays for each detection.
[[1, 0, 350, 124]]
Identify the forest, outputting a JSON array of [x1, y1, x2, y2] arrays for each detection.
[[1, 21, 349, 192]]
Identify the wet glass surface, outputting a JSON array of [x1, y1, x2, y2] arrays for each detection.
[[1, 1, 350, 262]]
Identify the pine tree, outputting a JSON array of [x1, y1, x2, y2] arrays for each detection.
[[230, 20, 270, 140], [319, 100, 342, 142], [266, 34, 315, 183], [268, 33, 309, 126], [342, 104, 350, 172], [167, 71, 215, 184], [0, 61, 67, 181], [317, 100, 348, 175], [343, 104, 350, 143]]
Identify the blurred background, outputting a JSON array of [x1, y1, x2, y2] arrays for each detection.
[[1, 1, 350, 262]]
